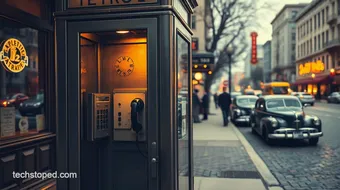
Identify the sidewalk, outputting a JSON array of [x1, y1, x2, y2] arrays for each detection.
[[193, 104, 281, 190]]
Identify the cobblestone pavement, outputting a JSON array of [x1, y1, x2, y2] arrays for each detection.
[[192, 140, 260, 178], [238, 103, 340, 190]]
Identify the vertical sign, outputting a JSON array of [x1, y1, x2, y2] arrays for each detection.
[[192, 38, 199, 51], [250, 32, 258, 65]]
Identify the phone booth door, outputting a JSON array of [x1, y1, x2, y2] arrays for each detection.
[[58, 18, 159, 190]]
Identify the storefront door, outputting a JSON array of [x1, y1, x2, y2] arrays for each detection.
[[58, 18, 159, 190]]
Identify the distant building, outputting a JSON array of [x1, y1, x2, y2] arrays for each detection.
[[245, 45, 264, 78], [263, 41, 272, 83], [271, 4, 308, 85], [295, 0, 340, 98]]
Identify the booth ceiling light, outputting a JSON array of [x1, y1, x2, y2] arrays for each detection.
[[116, 30, 130, 34], [194, 72, 203, 80], [208, 71, 212, 75], [203, 64, 207, 68], [194, 65, 198, 68]]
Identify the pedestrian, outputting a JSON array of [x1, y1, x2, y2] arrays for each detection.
[[201, 91, 209, 120], [213, 93, 219, 109], [218, 87, 232, 126], [192, 89, 201, 123]]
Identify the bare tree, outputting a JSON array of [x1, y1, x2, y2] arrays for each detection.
[[195, 0, 273, 91]]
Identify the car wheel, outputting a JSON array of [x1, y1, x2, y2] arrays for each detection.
[[309, 138, 319, 146], [311, 103, 314, 106], [263, 127, 274, 145], [250, 121, 256, 134]]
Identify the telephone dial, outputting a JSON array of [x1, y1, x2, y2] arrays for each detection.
[[130, 98, 144, 133]]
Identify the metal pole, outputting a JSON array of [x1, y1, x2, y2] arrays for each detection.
[[228, 54, 232, 93]]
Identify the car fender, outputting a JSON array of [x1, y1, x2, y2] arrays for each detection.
[[259, 117, 273, 136]]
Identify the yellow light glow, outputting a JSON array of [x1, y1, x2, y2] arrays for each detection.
[[116, 30, 129, 34], [194, 72, 203, 80], [203, 64, 207, 68], [194, 65, 198, 68], [208, 71, 212, 75], [299, 60, 325, 76], [2, 102, 7, 106], [311, 73, 315, 78], [330, 68, 335, 73], [178, 73, 180, 80], [192, 80, 198, 85]]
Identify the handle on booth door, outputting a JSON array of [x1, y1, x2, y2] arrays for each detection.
[[130, 98, 144, 133]]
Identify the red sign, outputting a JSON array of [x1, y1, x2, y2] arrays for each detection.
[[250, 32, 258, 65], [192, 38, 199, 51], [223, 80, 228, 86]]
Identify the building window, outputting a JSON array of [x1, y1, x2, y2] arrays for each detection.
[[292, 32, 296, 41], [292, 11, 298, 18], [326, 55, 329, 69], [322, 32, 324, 48], [322, 9, 325, 25], [318, 35, 321, 50], [0, 17, 48, 140], [192, 15, 196, 29], [307, 41, 309, 54], [326, 30, 329, 43], [322, 56, 324, 65], [318, 12, 321, 28], [314, 15, 317, 30], [310, 18, 312, 32], [307, 22, 309, 34], [314, 36, 317, 51], [326, 6, 329, 21], [310, 39, 312, 53]]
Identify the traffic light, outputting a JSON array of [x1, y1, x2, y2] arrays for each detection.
[[330, 68, 335, 77]]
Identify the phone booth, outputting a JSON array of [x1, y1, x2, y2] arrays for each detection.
[[54, 0, 197, 189]]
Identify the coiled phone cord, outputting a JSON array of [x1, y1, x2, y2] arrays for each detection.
[[136, 134, 148, 158]]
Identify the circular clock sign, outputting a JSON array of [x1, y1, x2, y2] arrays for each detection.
[[114, 56, 134, 77]]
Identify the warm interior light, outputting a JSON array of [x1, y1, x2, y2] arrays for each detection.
[[116, 30, 130, 34], [208, 71, 212, 75], [311, 73, 315, 78], [194, 72, 203, 80], [203, 64, 207, 68], [192, 80, 198, 85], [194, 65, 198, 68], [2, 101, 7, 107], [331, 68, 335, 73]]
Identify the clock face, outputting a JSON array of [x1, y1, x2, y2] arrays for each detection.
[[114, 56, 134, 77]]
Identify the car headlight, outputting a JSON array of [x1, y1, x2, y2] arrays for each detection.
[[313, 117, 321, 125], [34, 102, 41, 107], [235, 109, 241, 115], [268, 117, 278, 127], [20, 103, 23, 107], [276, 118, 287, 126]]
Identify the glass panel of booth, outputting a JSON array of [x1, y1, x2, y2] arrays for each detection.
[[0, 16, 48, 141], [79, 30, 148, 141], [177, 33, 190, 190], [174, 0, 189, 24]]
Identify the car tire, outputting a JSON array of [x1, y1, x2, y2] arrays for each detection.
[[250, 121, 256, 134], [309, 138, 319, 146], [311, 103, 314, 106], [263, 127, 274, 145]]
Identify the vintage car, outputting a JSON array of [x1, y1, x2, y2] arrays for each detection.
[[230, 95, 258, 126], [249, 95, 323, 145]]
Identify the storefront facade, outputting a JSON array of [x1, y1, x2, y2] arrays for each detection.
[[0, 1, 56, 190]]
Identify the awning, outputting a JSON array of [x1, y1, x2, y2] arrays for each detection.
[[292, 75, 332, 85]]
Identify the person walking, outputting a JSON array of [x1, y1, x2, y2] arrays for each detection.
[[201, 91, 209, 120], [218, 87, 232, 126], [213, 93, 219, 109], [192, 89, 201, 123]]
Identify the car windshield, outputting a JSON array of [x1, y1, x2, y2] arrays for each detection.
[[30, 93, 44, 101], [266, 99, 301, 110], [272, 87, 289, 94], [237, 98, 257, 106], [231, 92, 241, 98]]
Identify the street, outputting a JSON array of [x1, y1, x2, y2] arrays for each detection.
[[238, 102, 340, 190]]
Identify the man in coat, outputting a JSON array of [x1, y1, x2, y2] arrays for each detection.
[[218, 87, 232, 126], [201, 90, 209, 120], [192, 89, 201, 123]]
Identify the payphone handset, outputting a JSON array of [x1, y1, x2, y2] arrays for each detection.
[[85, 93, 111, 141], [113, 89, 146, 141]]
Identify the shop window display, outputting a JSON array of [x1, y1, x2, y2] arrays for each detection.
[[0, 17, 46, 140]]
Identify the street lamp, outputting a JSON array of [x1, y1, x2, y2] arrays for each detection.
[[226, 45, 235, 93]]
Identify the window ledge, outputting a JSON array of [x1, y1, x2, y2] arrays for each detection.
[[0, 132, 55, 149]]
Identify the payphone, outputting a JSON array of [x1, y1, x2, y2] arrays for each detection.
[[113, 88, 146, 142], [84, 93, 111, 141]]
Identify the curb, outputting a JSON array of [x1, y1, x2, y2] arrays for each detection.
[[230, 124, 282, 189]]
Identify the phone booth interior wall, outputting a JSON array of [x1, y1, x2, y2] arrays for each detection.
[[54, 0, 197, 190]]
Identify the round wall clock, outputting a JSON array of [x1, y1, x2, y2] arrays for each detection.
[[114, 56, 134, 77]]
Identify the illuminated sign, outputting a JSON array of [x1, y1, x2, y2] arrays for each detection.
[[250, 32, 258, 65], [0, 38, 28, 73], [298, 60, 325, 76], [192, 38, 199, 51], [69, 0, 157, 8]]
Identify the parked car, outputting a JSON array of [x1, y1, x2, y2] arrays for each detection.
[[249, 95, 323, 145], [293, 92, 315, 106], [327, 92, 340, 103], [230, 95, 258, 126], [19, 92, 44, 116], [231, 92, 242, 101], [0, 93, 29, 108]]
